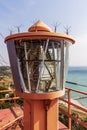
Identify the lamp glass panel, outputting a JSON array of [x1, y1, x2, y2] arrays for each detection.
[[15, 39, 67, 93]]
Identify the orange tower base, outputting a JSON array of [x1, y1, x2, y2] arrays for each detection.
[[16, 90, 64, 130], [24, 99, 58, 130]]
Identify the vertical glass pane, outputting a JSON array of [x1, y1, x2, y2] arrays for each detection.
[[15, 39, 67, 93], [60, 41, 64, 90], [64, 42, 71, 84], [56, 47, 61, 90]]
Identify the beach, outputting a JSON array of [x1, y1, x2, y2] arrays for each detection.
[[66, 66, 87, 108], [59, 98, 87, 114]]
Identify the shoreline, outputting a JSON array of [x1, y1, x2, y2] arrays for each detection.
[[71, 98, 86, 109], [59, 98, 87, 111]]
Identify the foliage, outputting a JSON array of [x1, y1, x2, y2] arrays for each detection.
[[0, 66, 12, 78], [0, 101, 14, 109], [0, 66, 23, 109], [0, 99, 23, 109], [0, 85, 23, 109], [0, 86, 8, 90], [59, 111, 68, 127], [16, 99, 23, 106], [59, 111, 87, 130], [0, 86, 8, 98]]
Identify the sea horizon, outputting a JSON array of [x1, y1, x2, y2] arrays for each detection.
[[66, 66, 87, 108]]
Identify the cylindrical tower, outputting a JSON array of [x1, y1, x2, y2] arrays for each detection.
[[5, 20, 75, 130]]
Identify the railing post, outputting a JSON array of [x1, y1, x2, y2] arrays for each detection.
[[14, 90, 17, 107], [68, 89, 71, 130]]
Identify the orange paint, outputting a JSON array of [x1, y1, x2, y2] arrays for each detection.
[[23, 98, 58, 130]]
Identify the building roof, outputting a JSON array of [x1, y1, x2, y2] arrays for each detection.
[[28, 20, 52, 32], [5, 20, 75, 44]]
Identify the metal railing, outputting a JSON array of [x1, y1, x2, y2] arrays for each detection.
[[0, 88, 23, 129], [1, 115, 23, 130], [59, 86, 87, 130], [0, 81, 87, 129], [0, 89, 20, 108]]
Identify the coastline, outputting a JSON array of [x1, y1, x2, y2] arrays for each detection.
[[71, 98, 86, 109], [67, 66, 87, 108], [59, 98, 87, 112]]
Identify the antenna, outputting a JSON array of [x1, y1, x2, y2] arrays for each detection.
[[15, 24, 23, 33], [52, 22, 61, 32], [64, 25, 71, 35], [8, 28, 14, 35]]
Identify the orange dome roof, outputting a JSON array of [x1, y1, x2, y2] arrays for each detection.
[[5, 20, 75, 44], [28, 20, 52, 32]]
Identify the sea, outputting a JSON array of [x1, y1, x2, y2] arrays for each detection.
[[66, 66, 87, 108]]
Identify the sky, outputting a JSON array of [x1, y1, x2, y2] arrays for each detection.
[[0, 0, 87, 66]]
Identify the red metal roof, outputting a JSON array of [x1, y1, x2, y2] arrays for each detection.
[[5, 20, 75, 44], [28, 20, 52, 32], [0, 106, 23, 129], [0, 106, 69, 130]]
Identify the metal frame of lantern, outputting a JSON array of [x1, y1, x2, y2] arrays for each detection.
[[5, 20, 75, 130], [5, 34, 75, 94]]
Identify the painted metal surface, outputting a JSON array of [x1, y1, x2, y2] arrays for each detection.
[[5, 20, 75, 44]]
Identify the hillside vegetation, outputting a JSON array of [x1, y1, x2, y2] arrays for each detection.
[[0, 66, 12, 81]]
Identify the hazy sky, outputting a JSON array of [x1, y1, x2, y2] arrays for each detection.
[[0, 0, 87, 66]]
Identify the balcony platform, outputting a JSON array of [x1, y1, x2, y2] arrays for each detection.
[[0, 106, 69, 130]]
